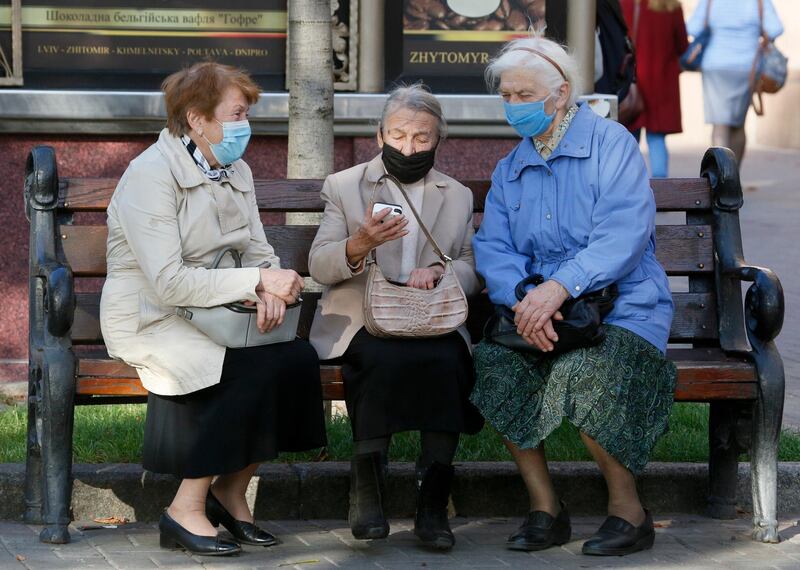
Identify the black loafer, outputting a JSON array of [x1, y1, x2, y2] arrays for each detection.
[[581, 509, 655, 556], [206, 490, 279, 547], [506, 504, 571, 551], [158, 511, 241, 556]]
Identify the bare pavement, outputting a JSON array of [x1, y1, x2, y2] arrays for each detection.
[[3, 515, 800, 570]]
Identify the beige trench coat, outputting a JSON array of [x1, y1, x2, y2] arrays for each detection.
[[99, 129, 279, 396], [308, 155, 482, 360]]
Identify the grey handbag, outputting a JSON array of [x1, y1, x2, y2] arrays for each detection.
[[176, 247, 301, 348]]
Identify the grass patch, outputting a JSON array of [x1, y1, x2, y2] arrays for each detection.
[[2, 403, 799, 464]]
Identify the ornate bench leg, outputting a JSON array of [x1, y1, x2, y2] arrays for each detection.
[[708, 401, 746, 519], [24, 364, 43, 525], [38, 351, 76, 544], [749, 343, 784, 543]]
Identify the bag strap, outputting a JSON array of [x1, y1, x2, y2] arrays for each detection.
[[632, 0, 641, 43], [514, 274, 545, 301], [370, 172, 452, 264], [758, 0, 767, 41], [210, 247, 242, 269], [748, 0, 767, 115], [208, 247, 295, 314], [704, 0, 712, 29]]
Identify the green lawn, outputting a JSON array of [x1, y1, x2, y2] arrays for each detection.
[[1, 403, 799, 463]]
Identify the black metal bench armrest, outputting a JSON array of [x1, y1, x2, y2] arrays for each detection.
[[725, 265, 784, 344], [26, 145, 76, 342], [37, 263, 75, 338], [702, 146, 785, 352]]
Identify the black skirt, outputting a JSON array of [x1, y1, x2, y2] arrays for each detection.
[[342, 328, 484, 441], [142, 339, 327, 478]]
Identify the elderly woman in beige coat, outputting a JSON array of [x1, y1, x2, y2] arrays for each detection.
[[309, 85, 483, 550], [100, 62, 325, 557]]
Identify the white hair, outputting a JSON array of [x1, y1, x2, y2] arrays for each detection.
[[485, 36, 583, 107], [379, 83, 447, 141]]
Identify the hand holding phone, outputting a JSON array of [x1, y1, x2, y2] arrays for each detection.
[[372, 202, 404, 222]]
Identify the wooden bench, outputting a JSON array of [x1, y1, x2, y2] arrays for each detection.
[[23, 145, 785, 544]]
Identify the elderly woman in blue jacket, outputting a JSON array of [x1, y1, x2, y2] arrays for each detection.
[[471, 36, 676, 557]]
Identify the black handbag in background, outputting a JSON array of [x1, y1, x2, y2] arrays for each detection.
[[484, 274, 618, 355]]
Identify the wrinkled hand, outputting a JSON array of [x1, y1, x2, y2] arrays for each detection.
[[512, 280, 570, 352], [257, 291, 286, 333], [243, 292, 286, 333], [406, 265, 444, 290], [345, 206, 409, 267], [257, 267, 303, 304]]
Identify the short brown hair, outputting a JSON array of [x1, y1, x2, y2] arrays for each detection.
[[161, 62, 260, 136]]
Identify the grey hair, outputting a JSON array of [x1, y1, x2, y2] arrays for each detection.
[[379, 83, 448, 141], [485, 36, 583, 107]]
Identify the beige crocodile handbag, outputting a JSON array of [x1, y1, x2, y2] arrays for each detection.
[[363, 173, 468, 338]]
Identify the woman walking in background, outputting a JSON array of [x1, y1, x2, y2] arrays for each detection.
[[686, 0, 783, 167], [622, 0, 688, 178]]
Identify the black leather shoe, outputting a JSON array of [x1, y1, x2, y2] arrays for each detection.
[[206, 490, 279, 547], [506, 503, 571, 551], [581, 509, 655, 556], [158, 511, 241, 556]]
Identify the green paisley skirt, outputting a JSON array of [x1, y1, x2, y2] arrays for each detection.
[[471, 325, 677, 475]]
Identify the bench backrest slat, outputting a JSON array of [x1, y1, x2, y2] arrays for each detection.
[[59, 177, 712, 213], [60, 224, 715, 278]]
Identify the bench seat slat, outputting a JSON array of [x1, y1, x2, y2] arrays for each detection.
[[62, 224, 715, 278], [75, 347, 755, 401], [59, 177, 711, 212], [76, 360, 344, 400]]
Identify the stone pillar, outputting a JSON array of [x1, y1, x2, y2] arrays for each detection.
[[358, 0, 385, 93], [567, 0, 597, 95]]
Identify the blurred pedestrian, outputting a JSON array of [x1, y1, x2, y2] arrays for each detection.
[[622, 0, 688, 178], [686, 0, 783, 167]]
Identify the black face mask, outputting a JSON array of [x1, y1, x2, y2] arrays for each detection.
[[380, 141, 437, 184]]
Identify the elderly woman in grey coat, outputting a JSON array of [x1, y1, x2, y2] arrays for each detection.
[[308, 85, 484, 550]]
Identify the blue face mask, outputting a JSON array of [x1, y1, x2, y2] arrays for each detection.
[[205, 119, 251, 165], [503, 96, 555, 139]]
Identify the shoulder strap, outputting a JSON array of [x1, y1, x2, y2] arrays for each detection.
[[748, 0, 767, 116], [633, 0, 641, 43], [371, 173, 452, 264], [704, 0, 712, 28], [757, 0, 768, 41]]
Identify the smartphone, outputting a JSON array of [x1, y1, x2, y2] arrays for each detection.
[[372, 202, 403, 220]]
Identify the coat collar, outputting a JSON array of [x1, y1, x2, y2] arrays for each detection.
[[155, 128, 252, 194], [506, 103, 596, 182]]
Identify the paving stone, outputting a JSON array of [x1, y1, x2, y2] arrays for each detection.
[[1, 515, 800, 569]]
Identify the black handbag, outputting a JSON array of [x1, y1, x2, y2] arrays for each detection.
[[484, 275, 618, 355]]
